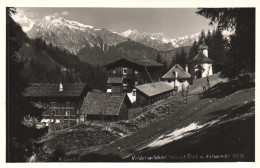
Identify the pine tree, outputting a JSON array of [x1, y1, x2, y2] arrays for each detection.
[[170, 53, 176, 69], [156, 53, 162, 63], [198, 30, 206, 44], [7, 7, 45, 162], [188, 40, 198, 60], [176, 47, 188, 68], [196, 8, 255, 78], [209, 28, 229, 73]]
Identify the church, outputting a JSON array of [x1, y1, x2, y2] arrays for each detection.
[[190, 41, 214, 79]]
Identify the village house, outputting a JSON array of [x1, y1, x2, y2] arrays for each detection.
[[135, 81, 175, 106], [190, 41, 214, 79], [80, 90, 131, 121], [161, 64, 191, 92], [104, 57, 164, 103], [23, 82, 90, 126]]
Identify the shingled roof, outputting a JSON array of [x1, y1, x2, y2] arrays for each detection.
[[135, 81, 175, 97], [104, 57, 163, 67], [80, 90, 127, 116], [162, 64, 191, 79], [190, 52, 214, 64], [23, 83, 88, 98], [107, 77, 123, 84]]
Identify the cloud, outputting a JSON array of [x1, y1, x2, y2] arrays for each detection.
[[16, 8, 36, 19], [61, 11, 69, 16], [54, 12, 59, 16]]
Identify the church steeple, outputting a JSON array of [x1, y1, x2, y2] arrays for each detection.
[[198, 41, 208, 57]]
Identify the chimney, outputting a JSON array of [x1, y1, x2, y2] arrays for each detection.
[[175, 71, 178, 78], [59, 81, 63, 92], [185, 64, 188, 72]]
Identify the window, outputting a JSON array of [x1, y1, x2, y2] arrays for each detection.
[[135, 70, 138, 74], [51, 110, 56, 116], [107, 85, 111, 89], [168, 79, 171, 83], [178, 79, 184, 83], [112, 69, 116, 74], [123, 68, 127, 75], [133, 89, 136, 96]]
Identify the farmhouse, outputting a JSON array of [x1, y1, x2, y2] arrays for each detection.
[[104, 57, 164, 103], [23, 82, 90, 125], [161, 64, 191, 92], [190, 41, 214, 79], [135, 81, 175, 106], [80, 90, 131, 121]]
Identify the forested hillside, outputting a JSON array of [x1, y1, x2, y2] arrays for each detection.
[[17, 38, 108, 91]]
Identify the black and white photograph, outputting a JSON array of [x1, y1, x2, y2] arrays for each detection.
[[2, 0, 258, 165]]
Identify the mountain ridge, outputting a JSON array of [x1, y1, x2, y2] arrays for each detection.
[[12, 13, 233, 66], [12, 14, 226, 53]]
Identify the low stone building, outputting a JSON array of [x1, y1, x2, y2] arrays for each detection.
[[135, 81, 175, 106], [161, 64, 191, 92], [80, 90, 131, 121]]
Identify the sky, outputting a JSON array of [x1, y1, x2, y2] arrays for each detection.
[[17, 7, 215, 39]]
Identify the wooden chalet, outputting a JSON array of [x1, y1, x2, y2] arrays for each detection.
[[80, 90, 131, 121], [23, 83, 90, 125], [135, 81, 175, 106], [104, 57, 164, 103]]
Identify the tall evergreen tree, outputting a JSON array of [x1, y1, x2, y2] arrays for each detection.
[[189, 40, 198, 60], [205, 30, 212, 47], [7, 7, 46, 162], [209, 28, 229, 73], [176, 47, 187, 68], [196, 8, 255, 78], [156, 53, 162, 63], [198, 30, 206, 44]]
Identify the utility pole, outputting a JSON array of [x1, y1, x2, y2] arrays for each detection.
[[66, 102, 70, 128], [145, 66, 153, 83]]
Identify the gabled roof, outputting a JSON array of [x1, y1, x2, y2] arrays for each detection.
[[80, 90, 127, 116], [189, 52, 214, 64], [104, 57, 163, 68], [23, 83, 88, 98], [107, 77, 123, 84], [162, 64, 191, 79], [135, 81, 175, 97]]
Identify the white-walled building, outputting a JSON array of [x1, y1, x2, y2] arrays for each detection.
[[190, 42, 214, 79], [161, 64, 191, 92]]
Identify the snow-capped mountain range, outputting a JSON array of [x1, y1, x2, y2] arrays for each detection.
[[11, 11, 36, 32], [12, 13, 233, 53], [121, 28, 233, 50], [121, 29, 200, 49]]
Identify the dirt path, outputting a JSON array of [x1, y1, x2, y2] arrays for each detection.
[[79, 87, 255, 160]]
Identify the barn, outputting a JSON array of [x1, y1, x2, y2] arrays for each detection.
[[135, 81, 175, 106], [80, 90, 132, 121]]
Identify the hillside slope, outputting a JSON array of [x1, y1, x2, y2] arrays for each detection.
[[34, 75, 255, 162], [80, 87, 254, 161]]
